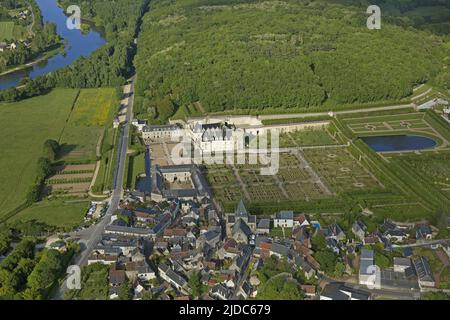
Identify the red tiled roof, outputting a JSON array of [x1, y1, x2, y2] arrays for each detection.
[[301, 285, 316, 294], [164, 228, 187, 237]]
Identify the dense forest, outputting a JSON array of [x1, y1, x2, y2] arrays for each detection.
[[133, 0, 449, 121], [52, 0, 149, 88]]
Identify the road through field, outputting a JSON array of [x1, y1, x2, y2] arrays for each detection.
[[53, 76, 135, 300]]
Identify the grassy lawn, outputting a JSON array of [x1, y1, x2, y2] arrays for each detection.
[[8, 199, 89, 229], [0, 89, 79, 219], [131, 152, 146, 189], [371, 203, 434, 222], [59, 88, 117, 162], [0, 21, 14, 40], [92, 126, 117, 193], [269, 227, 293, 238]]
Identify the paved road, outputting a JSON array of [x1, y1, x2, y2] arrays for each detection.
[[392, 239, 449, 249], [53, 76, 135, 300]]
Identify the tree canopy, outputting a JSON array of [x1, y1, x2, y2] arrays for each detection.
[[134, 0, 448, 121]]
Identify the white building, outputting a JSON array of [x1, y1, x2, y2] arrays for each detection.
[[359, 249, 378, 287], [273, 211, 294, 228], [131, 119, 148, 132], [142, 124, 182, 141]]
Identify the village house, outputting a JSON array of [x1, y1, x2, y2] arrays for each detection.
[[104, 225, 154, 238], [125, 260, 156, 281], [230, 245, 252, 275], [294, 214, 310, 228], [292, 227, 312, 248], [109, 268, 126, 299], [210, 283, 233, 300], [301, 285, 316, 298], [217, 239, 240, 259], [291, 252, 316, 279], [359, 249, 376, 287], [158, 263, 189, 294], [323, 223, 346, 242], [393, 257, 413, 274], [273, 211, 294, 228], [256, 219, 271, 235], [416, 224, 433, 241], [197, 229, 221, 249], [352, 220, 367, 241], [384, 228, 408, 242], [413, 256, 435, 289]]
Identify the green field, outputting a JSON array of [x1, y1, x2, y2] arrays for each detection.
[[0, 89, 79, 219], [8, 200, 89, 229], [59, 88, 117, 161], [0, 21, 14, 40], [124, 152, 146, 190]]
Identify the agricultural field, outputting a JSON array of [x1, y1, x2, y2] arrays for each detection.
[[45, 164, 96, 198], [8, 199, 90, 229], [0, 21, 14, 40], [59, 88, 117, 161], [0, 89, 79, 219], [303, 147, 384, 194]]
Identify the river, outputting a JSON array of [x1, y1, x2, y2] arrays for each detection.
[[0, 0, 106, 90]]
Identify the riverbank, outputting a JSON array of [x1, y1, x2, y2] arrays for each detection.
[[0, 44, 64, 77], [0, 0, 106, 90]]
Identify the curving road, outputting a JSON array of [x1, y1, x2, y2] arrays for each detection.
[[53, 76, 135, 300]]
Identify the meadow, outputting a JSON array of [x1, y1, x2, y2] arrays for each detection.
[[0, 21, 14, 40], [8, 200, 90, 229], [125, 152, 146, 190], [0, 89, 79, 219], [59, 88, 117, 161]]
